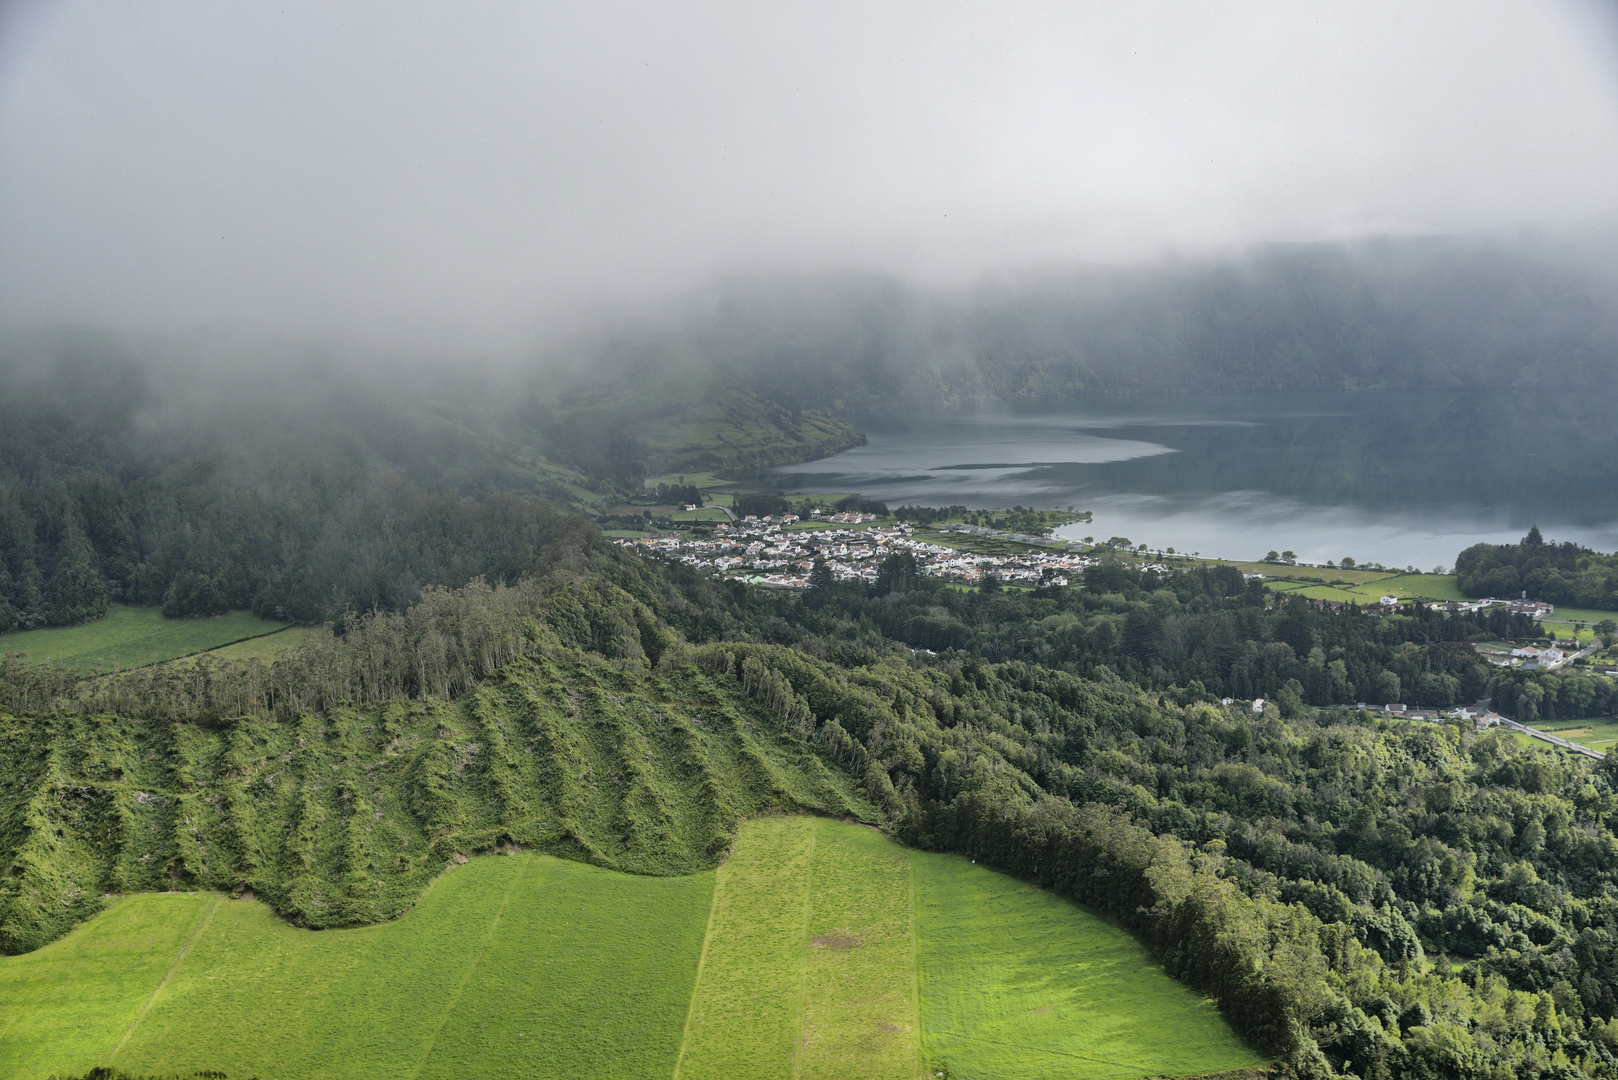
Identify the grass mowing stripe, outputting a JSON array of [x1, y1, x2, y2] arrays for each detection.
[[908, 846, 922, 1070], [0, 892, 220, 1079], [913, 849, 1268, 1080], [673, 861, 725, 1080], [408, 854, 530, 1080], [674, 816, 817, 1080], [798, 820, 923, 1080], [792, 820, 817, 1079], [109, 894, 223, 1062]]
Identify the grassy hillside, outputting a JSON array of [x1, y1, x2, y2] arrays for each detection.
[[0, 606, 291, 670], [678, 817, 1263, 1080], [0, 646, 873, 954], [914, 848, 1262, 1080], [552, 366, 864, 477], [0, 818, 1265, 1080]]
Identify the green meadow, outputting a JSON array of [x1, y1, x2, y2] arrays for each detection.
[[1256, 570, 1468, 606], [1539, 720, 1618, 751], [670, 507, 734, 523], [0, 818, 1264, 1080], [913, 849, 1263, 1080], [0, 605, 291, 670], [171, 624, 321, 666], [678, 817, 1261, 1080]]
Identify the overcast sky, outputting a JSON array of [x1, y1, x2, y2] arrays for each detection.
[[2, 0, 1616, 347]]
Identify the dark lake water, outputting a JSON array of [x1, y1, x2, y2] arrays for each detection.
[[752, 391, 1618, 568]]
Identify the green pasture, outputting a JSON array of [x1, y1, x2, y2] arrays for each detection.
[[1214, 561, 1396, 585], [0, 817, 1262, 1080], [1245, 570, 1467, 606], [915, 530, 1057, 557], [913, 850, 1265, 1080], [1543, 605, 1618, 625], [1541, 607, 1618, 644], [670, 507, 733, 523], [0, 605, 291, 670], [1539, 720, 1618, 751], [646, 471, 730, 491], [172, 625, 321, 666]]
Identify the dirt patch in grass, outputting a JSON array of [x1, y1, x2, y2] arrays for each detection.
[[811, 935, 860, 950]]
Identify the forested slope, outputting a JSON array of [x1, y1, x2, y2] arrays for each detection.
[[0, 331, 857, 630]]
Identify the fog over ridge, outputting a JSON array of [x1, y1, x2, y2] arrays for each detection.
[[1, 0, 1616, 351]]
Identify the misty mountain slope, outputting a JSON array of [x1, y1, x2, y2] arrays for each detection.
[[0, 333, 610, 629], [0, 325, 870, 629], [658, 238, 1618, 409], [534, 350, 863, 478]]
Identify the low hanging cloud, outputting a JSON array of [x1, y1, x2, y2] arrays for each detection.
[[1, 0, 1615, 346]]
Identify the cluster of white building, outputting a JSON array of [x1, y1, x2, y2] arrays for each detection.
[[1435, 597, 1556, 620], [615, 517, 1097, 590]]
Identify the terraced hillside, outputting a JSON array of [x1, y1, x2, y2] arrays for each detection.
[[0, 648, 872, 954], [0, 818, 1266, 1080]]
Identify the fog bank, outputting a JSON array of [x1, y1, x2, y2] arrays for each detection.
[[2, 1, 1617, 348]]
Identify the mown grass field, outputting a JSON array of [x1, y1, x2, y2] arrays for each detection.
[[677, 816, 823, 1079], [670, 507, 734, 523], [0, 818, 1263, 1080], [913, 849, 1265, 1080], [171, 624, 321, 665], [1238, 568, 1618, 633], [1256, 570, 1468, 606], [0, 605, 292, 670], [1539, 720, 1618, 751], [679, 817, 1259, 1080]]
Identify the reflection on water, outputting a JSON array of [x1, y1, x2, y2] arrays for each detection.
[[752, 392, 1618, 567]]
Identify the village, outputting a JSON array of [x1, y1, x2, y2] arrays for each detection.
[[614, 510, 1101, 589]]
